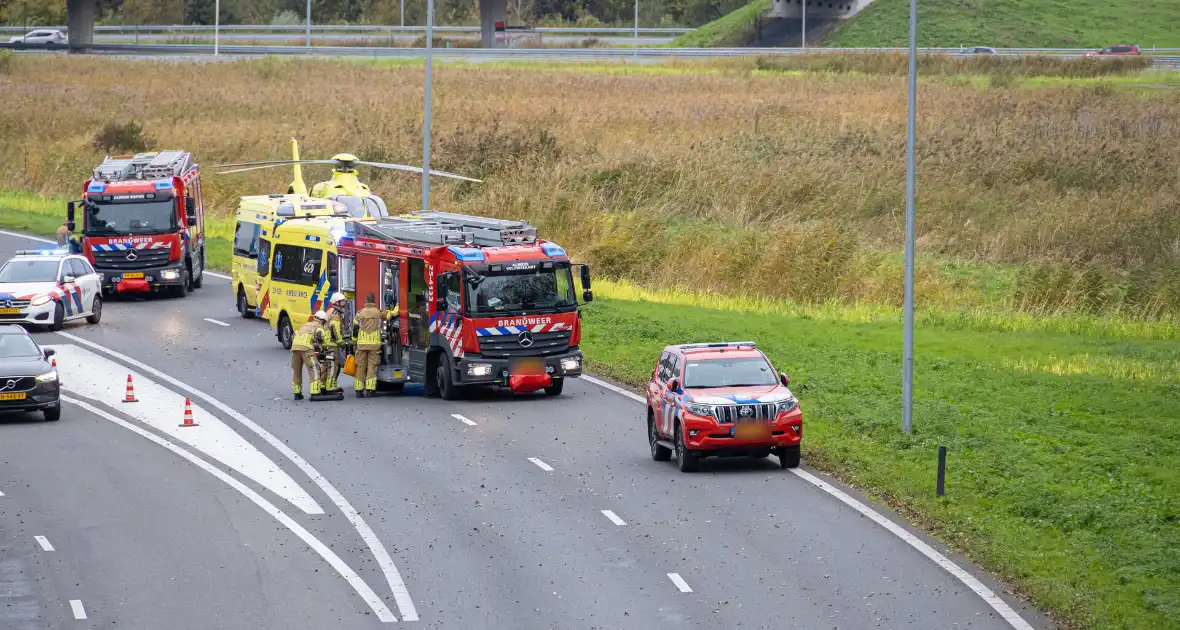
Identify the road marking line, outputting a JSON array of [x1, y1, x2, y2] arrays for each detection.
[[452, 413, 477, 426], [203, 318, 230, 327], [528, 457, 554, 472], [0, 230, 53, 244], [47, 343, 322, 516], [62, 395, 397, 623], [601, 509, 627, 526], [34, 536, 54, 551], [69, 600, 86, 620], [204, 270, 231, 280], [667, 573, 692, 593], [580, 372, 1037, 630], [52, 331, 419, 622], [0, 490, 5, 496]]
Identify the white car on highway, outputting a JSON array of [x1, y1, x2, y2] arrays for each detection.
[[0, 250, 102, 331], [8, 29, 67, 45]]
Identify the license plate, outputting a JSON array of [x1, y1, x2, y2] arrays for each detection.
[[733, 423, 771, 440], [122, 272, 145, 279], [0, 308, 18, 315], [511, 357, 545, 376], [0, 392, 26, 401]]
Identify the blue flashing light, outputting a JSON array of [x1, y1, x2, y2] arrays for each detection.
[[540, 242, 567, 258], [87, 182, 106, 193], [154, 179, 174, 191], [448, 246, 486, 263]]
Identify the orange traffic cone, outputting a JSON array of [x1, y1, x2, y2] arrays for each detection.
[[122, 374, 138, 403], [178, 397, 198, 427]]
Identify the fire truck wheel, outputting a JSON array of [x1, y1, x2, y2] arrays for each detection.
[[86, 296, 102, 325], [192, 252, 204, 289], [436, 353, 459, 400], [675, 423, 698, 472], [237, 288, 255, 319], [649, 412, 672, 462], [48, 302, 65, 332]]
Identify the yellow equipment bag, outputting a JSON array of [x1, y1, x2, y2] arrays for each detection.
[[343, 354, 357, 377]]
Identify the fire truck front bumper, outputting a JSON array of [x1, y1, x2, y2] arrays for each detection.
[[454, 349, 584, 393], [99, 264, 187, 293]]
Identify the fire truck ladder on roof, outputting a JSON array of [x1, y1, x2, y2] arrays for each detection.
[[92, 150, 194, 182], [347, 211, 538, 248]]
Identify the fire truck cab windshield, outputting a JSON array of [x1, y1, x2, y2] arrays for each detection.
[[464, 262, 577, 315], [83, 195, 177, 236]]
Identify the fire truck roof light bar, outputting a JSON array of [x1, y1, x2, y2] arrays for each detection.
[[677, 341, 759, 351]]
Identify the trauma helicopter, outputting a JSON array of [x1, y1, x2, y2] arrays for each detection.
[[214, 138, 481, 219]]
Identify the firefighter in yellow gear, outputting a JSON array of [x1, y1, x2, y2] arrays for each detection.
[[321, 296, 347, 392], [351, 293, 389, 398], [291, 312, 327, 400]]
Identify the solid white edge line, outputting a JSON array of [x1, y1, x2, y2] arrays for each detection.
[[34, 535, 54, 551], [580, 373, 1036, 630], [666, 573, 692, 593], [600, 509, 627, 526], [0, 230, 53, 244], [0, 228, 231, 280], [53, 332, 420, 622], [528, 457, 554, 472], [69, 599, 87, 620], [451, 413, 477, 426], [61, 395, 397, 623], [0, 490, 5, 496], [203, 318, 231, 327]]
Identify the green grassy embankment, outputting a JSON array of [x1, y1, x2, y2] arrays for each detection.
[[677, 0, 1180, 49], [3, 188, 1178, 630]]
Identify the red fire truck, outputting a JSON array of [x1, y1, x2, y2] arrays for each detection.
[[336, 211, 592, 399], [66, 150, 206, 297]]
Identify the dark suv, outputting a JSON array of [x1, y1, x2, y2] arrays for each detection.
[[0, 325, 60, 421]]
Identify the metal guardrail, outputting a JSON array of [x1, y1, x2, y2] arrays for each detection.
[[5, 41, 1178, 67], [0, 24, 695, 35]]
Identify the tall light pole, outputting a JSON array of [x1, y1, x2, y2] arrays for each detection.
[[902, 0, 918, 435], [401, 0, 405, 28], [800, 0, 806, 49], [421, 0, 435, 214], [633, 0, 639, 56], [214, 0, 219, 56], [306, 0, 311, 48]]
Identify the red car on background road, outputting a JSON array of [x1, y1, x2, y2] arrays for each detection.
[[646, 341, 802, 472], [1088, 44, 1140, 56]]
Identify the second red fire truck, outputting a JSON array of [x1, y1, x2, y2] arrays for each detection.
[[66, 150, 207, 297], [335, 211, 592, 399]]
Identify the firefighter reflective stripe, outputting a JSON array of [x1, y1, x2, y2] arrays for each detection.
[[324, 316, 343, 348], [352, 305, 383, 348], [291, 321, 322, 352]]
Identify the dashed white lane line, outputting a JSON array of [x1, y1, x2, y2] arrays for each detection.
[[34, 536, 54, 551], [69, 600, 87, 620], [579, 373, 1037, 630], [667, 573, 693, 593], [53, 331, 419, 622], [528, 457, 555, 472], [62, 395, 397, 622], [601, 510, 627, 526], [452, 413, 477, 426], [0, 490, 5, 496], [203, 318, 230, 327]]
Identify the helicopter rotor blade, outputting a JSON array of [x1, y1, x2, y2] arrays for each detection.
[[214, 160, 344, 174], [355, 160, 483, 183]]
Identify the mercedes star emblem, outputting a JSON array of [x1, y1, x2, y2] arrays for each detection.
[[3, 300, 12, 308], [0, 379, 16, 393], [125, 249, 139, 261], [517, 331, 534, 348]]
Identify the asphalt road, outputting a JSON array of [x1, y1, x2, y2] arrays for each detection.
[[0, 229, 1050, 629], [92, 33, 675, 46]]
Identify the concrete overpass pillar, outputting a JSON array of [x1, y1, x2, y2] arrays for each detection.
[[479, 0, 508, 48], [66, 0, 95, 53]]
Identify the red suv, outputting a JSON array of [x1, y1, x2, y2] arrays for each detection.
[[646, 341, 802, 472], [1089, 44, 1140, 56]]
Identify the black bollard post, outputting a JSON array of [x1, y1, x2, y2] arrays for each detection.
[[936, 446, 947, 497]]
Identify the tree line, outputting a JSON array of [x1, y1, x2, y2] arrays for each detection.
[[0, 0, 748, 29]]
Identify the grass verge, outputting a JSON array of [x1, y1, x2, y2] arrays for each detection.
[[3, 192, 1178, 629]]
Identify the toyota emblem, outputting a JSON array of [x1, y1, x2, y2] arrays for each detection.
[[0, 379, 16, 393], [517, 331, 534, 348], [125, 249, 139, 261], [739, 405, 754, 418]]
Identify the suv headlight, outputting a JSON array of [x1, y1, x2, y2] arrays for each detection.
[[684, 402, 714, 418], [776, 398, 799, 414], [36, 371, 58, 383]]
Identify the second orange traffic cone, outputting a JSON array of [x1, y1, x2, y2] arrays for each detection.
[[122, 374, 138, 403], [178, 397, 198, 427]]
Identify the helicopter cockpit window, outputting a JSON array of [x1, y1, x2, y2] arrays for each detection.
[[362, 195, 389, 219], [329, 195, 389, 219]]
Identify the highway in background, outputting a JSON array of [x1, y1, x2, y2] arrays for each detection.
[[0, 230, 1047, 628]]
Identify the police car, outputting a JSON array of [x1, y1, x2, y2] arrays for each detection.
[[0, 249, 103, 331]]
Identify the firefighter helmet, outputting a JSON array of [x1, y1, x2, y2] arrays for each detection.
[[314, 310, 329, 322], [330, 292, 347, 306]]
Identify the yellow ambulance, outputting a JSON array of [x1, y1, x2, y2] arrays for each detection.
[[258, 215, 356, 349], [231, 194, 346, 319]]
